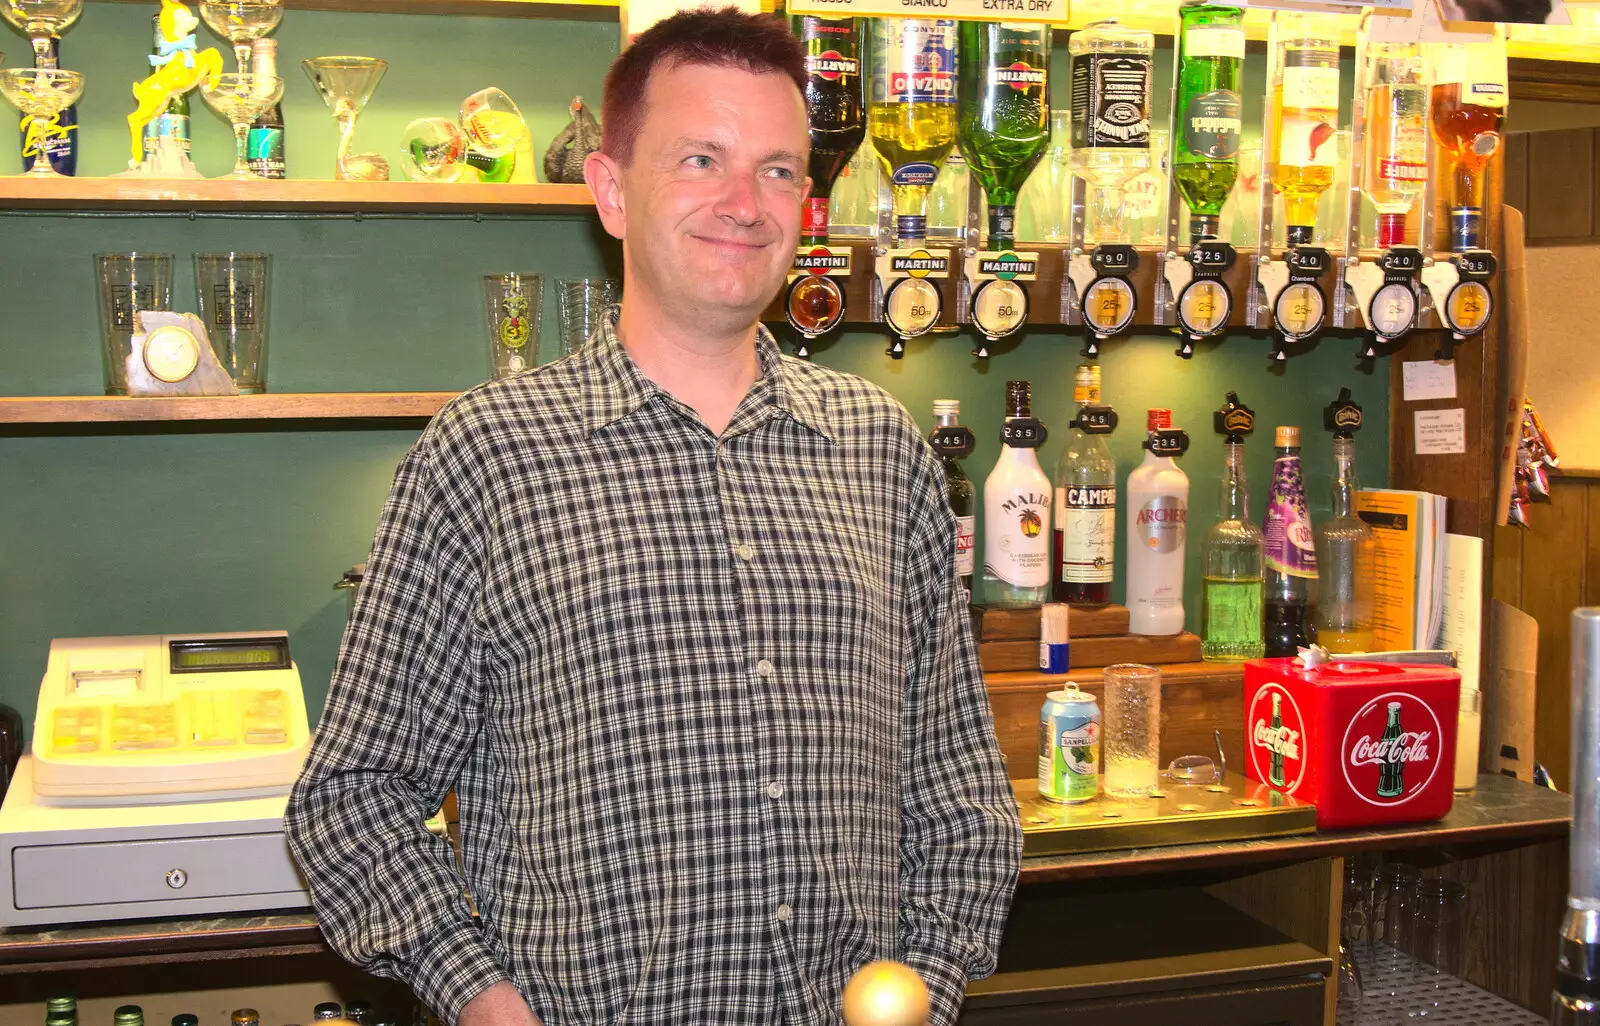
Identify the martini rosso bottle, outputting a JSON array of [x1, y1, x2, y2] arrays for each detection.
[[792, 15, 865, 247], [956, 20, 1050, 249]]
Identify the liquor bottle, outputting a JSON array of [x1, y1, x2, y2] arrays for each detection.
[[1269, 14, 1340, 246], [983, 380, 1051, 608], [868, 17, 960, 243], [931, 399, 977, 603], [113, 1008, 144, 1026], [311, 1005, 342, 1022], [142, 14, 191, 163], [1263, 426, 1317, 657], [1201, 427, 1264, 661], [19, 37, 77, 176], [344, 1000, 373, 1025], [1314, 434, 1375, 652], [1377, 701, 1405, 797], [1068, 19, 1154, 245], [44, 995, 75, 1026], [956, 21, 1050, 249], [793, 15, 865, 246], [1053, 364, 1115, 607], [231, 1011, 261, 1026], [248, 38, 287, 179], [171, 1016, 199, 1026], [1172, 2, 1245, 243], [1126, 409, 1189, 636], [1363, 42, 1428, 250], [1429, 37, 1507, 251], [1269, 692, 1287, 786]]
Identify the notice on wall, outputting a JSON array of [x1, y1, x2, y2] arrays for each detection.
[[1403, 360, 1458, 402], [1414, 408, 1467, 455]]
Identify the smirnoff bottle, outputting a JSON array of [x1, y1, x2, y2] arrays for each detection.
[[1263, 426, 1318, 657], [1053, 364, 1115, 606], [983, 380, 1051, 608], [1363, 42, 1428, 249], [792, 15, 865, 246], [931, 399, 977, 603], [1126, 409, 1189, 636]]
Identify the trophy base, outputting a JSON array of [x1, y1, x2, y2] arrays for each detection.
[[117, 138, 205, 180]]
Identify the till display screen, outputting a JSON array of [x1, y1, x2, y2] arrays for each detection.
[[170, 638, 291, 673]]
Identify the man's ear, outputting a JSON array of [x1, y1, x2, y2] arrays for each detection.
[[584, 150, 626, 241]]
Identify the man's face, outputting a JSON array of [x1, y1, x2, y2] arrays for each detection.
[[599, 61, 810, 333]]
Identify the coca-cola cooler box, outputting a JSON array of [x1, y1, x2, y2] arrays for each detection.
[[1243, 658, 1461, 830]]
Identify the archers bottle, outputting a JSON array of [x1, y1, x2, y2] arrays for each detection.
[[1127, 409, 1189, 636], [1054, 364, 1115, 606], [984, 380, 1051, 608]]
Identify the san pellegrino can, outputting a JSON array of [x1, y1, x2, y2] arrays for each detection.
[[868, 17, 960, 243], [1173, 2, 1246, 242], [956, 20, 1050, 248], [1039, 683, 1101, 803]]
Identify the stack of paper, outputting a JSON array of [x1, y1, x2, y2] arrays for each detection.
[[1355, 489, 1450, 652]]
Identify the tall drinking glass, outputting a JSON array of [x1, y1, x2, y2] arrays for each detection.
[[556, 278, 620, 356], [1408, 878, 1468, 1017], [1103, 663, 1161, 798], [484, 274, 542, 377], [97, 253, 175, 395], [195, 253, 271, 392]]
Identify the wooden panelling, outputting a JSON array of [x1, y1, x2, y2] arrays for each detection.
[[1503, 133, 1529, 220], [974, 604, 1130, 641], [980, 631, 1203, 672], [1205, 858, 1343, 1022], [1526, 129, 1597, 241], [1493, 524, 1525, 609]]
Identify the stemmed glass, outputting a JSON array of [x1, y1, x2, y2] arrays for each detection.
[[0, 67, 81, 175], [198, 0, 282, 73], [198, 72, 283, 179], [302, 56, 389, 181], [0, 0, 81, 67]]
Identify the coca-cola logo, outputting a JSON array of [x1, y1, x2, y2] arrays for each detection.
[[1339, 691, 1444, 807], [1247, 683, 1307, 794]]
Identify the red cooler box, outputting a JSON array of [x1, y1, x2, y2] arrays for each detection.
[[1243, 658, 1461, 830]]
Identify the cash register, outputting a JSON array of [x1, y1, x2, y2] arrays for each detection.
[[0, 632, 314, 928]]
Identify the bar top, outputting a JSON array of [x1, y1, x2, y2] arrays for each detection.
[[0, 775, 1569, 973]]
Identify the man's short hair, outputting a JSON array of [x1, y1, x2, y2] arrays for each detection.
[[601, 7, 807, 167]]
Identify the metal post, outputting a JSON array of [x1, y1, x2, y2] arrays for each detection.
[[1554, 607, 1600, 1025]]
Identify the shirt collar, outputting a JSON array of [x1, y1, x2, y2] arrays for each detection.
[[580, 306, 834, 444]]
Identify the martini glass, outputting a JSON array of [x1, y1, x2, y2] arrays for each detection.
[[302, 56, 389, 181], [0, 0, 81, 67], [198, 72, 283, 179], [0, 67, 81, 175], [199, 0, 282, 73]]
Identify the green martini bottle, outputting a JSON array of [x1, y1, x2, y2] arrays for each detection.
[[1173, 2, 1245, 242], [957, 21, 1050, 249]]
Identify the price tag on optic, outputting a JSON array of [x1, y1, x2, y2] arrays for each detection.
[[1147, 428, 1189, 456], [1456, 249, 1496, 280], [1287, 247, 1329, 275], [1091, 245, 1138, 276], [1074, 404, 1119, 435], [1082, 277, 1136, 337], [883, 277, 941, 338], [1380, 247, 1423, 275], [792, 245, 851, 277], [1274, 282, 1326, 341], [1190, 241, 1236, 273], [930, 425, 975, 458], [1000, 416, 1047, 448], [971, 279, 1028, 341], [1444, 280, 1492, 337], [1178, 279, 1231, 337], [1369, 281, 1418, 340]]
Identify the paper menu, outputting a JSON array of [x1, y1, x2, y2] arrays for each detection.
[[1441, 533, 1485, 691], [1356, 489, 1450, 651]]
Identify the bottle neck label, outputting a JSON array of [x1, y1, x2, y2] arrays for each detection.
[[1070, 53, 1151, 150], [872, 20, 958, 105], [1184, 25, 1245, 59]]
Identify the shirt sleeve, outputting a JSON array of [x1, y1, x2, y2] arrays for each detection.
[[284, 438, 512, 1023], [896, 440, 1024, 1026]]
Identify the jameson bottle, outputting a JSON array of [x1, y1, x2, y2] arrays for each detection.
[[1173, 2, 1245, 242], [1364, 42, 1428, 249], [1069, 19, 1153, 245], [868, 17, 960, 243], [1270, 14, 1340, 246], [1053, 364, 1115, 607], [142, 15, 192, 162], [1429, 37, 1507, 251], [1315, 435, 1376, 652], [1127, 409, 1189, 636], [247, 38, 287, 179], [1263, 425, 1317, 657], [956, 21, 1050, 249], [19, 37, 76, 176], [792, 15, 865, 246], [1202, 433, 1264, 661], [983, 381, 1051, 608], [931, 399, 977, 603]]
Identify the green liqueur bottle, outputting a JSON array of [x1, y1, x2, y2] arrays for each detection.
[[1173, 2, 1245, 242], [1201, 395, 1264, 661], [957, 21, 1050, 249]]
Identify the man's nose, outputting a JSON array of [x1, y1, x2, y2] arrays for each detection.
[[714, 169, 765, 228]]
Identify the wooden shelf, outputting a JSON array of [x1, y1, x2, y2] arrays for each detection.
[[0, 392, 458, 424], [0, 177, 595, 215], [91, 0, 619, 19]]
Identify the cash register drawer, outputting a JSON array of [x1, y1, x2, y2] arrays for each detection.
[[13, 831, 305, 909]]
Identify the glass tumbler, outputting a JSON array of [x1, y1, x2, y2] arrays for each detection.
[[96, 253, 174, 395], [484, 274, 542, 378], [1455, 688, 1482, 792], [1408, 878, 1468, 1017], [1373, 862, 1422, 997], [1102, 663, 1161, 798], [556, 278, 620, 356], [194, 253, 271, 393]]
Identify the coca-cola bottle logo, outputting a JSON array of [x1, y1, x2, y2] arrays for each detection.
[[1339, 691, 1444, 807], [1246, 683, 1307, 794]]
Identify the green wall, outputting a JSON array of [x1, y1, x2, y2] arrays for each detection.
[[0, 8, 1386, 738]]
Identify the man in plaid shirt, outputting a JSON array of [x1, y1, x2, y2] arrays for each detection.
[[285, 10, 1021, 1025]]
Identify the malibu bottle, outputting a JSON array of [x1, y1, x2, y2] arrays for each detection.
[[983, 380, 1051, 608], [792, 15, 865, 246], [19, 37, 76, 175], [1173, 2, 1245, 242], [956, 21, 1050, 248]]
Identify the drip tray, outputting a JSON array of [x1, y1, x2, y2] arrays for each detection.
[[1014, 777, 1317, 856]]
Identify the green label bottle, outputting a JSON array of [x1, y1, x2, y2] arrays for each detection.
[[1173, 2, 1245, 242], [956, 20, 1050, 248]]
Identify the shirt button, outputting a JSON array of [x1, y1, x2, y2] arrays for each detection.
[[766, 780, 784, 799], [775, 903, 792, 922], [735, 542, 755, 562], [756, 659, 775, 678]]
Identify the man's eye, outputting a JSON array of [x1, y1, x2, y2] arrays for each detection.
[[766, 166, 797, 180], [684, 155, 713, 169]]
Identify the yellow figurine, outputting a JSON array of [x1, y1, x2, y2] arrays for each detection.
[[127, 0, 222, 165]]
